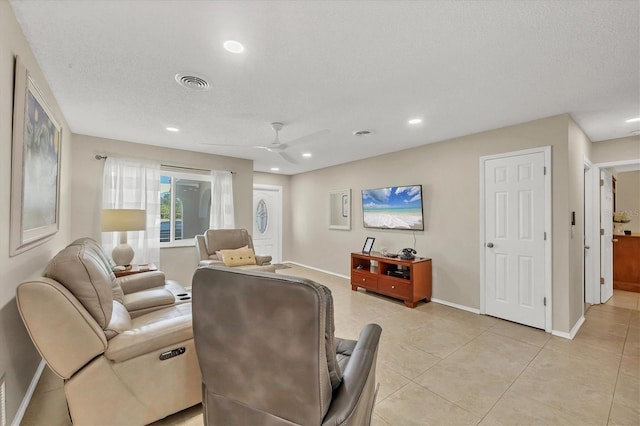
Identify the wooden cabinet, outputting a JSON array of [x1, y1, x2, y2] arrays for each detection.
[[350, 252, 432, 308], [614, 235, 640, 293]]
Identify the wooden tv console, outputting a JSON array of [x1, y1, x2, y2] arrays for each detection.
[[350, 252, 432, 308]]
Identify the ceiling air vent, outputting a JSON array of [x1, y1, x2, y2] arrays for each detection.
[[175, 73, 211, 90], [352, 129, 374, 136]]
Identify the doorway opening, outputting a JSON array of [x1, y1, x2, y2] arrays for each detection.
[[586, 158, 640, 305]]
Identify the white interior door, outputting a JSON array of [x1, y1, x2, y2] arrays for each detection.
[[600, 169, 613, 303], [483, 151, 547, 329], [253, 185, 282, 263], [584, 162, 596, 305]]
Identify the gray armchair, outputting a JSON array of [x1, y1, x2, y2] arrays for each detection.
[[192, 266, 382, 425], [195, 228, 275, 271]]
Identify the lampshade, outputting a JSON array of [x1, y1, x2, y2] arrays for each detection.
[[102, 209, 147, 232], [102, 209, 146, 266]]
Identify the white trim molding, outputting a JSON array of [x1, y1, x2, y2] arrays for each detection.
[[11, 360, 45, 426], [552, 315, 585, 340]]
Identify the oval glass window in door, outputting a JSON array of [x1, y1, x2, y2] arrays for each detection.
[[255, 199, 269, 234]]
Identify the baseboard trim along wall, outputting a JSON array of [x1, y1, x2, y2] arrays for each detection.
[[552, 315, 585, 340], [11, 359, 45, 426], [282, 261, 350, 280], [430, 298, 481, 314]]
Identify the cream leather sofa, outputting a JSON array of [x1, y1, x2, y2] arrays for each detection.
[[16, 238, 201, 425]]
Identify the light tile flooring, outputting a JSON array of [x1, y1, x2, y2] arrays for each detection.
[[21, 266, 640, 425]]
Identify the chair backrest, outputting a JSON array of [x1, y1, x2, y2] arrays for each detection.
[[192, 266, 339, 425], [202, 228, 255, 255]]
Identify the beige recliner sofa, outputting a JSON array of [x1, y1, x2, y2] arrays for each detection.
[[16, 238, 201, 424], [192, 266, 382, 425], [195, 228, 276, 272]]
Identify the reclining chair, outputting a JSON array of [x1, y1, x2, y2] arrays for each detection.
[[16, 238, 201, 424], [192, 266, 382, 425], [195, 228, 276, 272]]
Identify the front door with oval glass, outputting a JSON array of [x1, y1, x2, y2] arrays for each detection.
[[253, 185, 282, 263]]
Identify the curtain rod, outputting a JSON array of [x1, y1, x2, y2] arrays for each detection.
[[94, 155, 235, 174]]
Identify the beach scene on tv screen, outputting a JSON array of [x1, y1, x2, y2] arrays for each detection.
[[362, 185, 423, 230]]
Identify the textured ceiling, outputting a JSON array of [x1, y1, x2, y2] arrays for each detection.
[[9, 0, 640, 175]]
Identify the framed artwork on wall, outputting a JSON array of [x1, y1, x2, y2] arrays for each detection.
[[9, 55, 62, 256]]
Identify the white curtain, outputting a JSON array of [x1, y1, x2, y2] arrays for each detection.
[[210, 170, 235, 229], [102, 157, 161, 265]]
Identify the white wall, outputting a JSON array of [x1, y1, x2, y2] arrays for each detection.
[[70, 134, 254, 287], [0, 2, 73, 421]]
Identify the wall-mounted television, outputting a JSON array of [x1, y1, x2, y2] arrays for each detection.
[[362, 185, 424, 230]]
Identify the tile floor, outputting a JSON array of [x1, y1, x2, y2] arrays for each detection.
[[20, 266, 640, 425]]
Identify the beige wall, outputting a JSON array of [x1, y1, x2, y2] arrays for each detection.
[[567, 118, 592, 328], [0, 2, 73, 421], [289, 114, 579, 332], [591, 135, 640, 164], [615, 171, 640, 233], [70, 134, 254, 287], [253, 172, 292, 261]]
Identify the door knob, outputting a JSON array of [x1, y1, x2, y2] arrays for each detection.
[[584, 245, 590, 250], [612, 239, 619, 243], [486, 242, 494, 248]]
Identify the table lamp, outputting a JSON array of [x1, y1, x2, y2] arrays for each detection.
[[102, 209, 146, 266]]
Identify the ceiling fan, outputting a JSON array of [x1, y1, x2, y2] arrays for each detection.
[[201, 122, 328, 164]]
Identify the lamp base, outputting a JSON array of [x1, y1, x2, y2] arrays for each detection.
[[112, 243, 135, 266]]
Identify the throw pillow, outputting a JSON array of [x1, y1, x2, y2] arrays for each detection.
[[215, 244, 249, 260], [220, 248, 257, 267]]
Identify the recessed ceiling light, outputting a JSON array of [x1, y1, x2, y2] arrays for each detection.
[[625, 117, 640, 123], [408, 118, 423, 125], [223, 40, 245, 53], [302, 153, 312, 158], [166, 127, 179, 132], [270, 167, 280, 171]]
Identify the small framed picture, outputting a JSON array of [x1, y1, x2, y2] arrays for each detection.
[[362, 237, 375, 254]]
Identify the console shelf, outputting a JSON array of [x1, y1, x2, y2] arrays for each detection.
[[350, 252, 432, 308]]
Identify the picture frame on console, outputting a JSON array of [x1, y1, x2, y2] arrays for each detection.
[[9, 55, 62, 256], [362, 237, 375, 254]]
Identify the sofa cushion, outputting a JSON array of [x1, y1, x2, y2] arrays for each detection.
[[44, 240, 115, 329], [220, 248, 257, 267]]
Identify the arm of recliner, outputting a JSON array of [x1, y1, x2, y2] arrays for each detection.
[[255, 255, 272, 265], [104, 314, 193, 362], [116, 270, 166, 294], [322, 323, 382, 426], [123, 288, 176, 312]]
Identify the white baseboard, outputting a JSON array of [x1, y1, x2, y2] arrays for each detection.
[[281, 261, 349, 280], [552, 315, 585, 340], [11, 359, 45, 426], [431, 298, 480, 314]]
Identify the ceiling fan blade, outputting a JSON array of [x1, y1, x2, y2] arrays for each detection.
[[283, 129, 329, 147], [199, 142, 259, 148], [278, 151, 298, 164]]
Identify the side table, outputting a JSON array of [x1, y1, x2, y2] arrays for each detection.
[[113, 263, 158, 278]]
